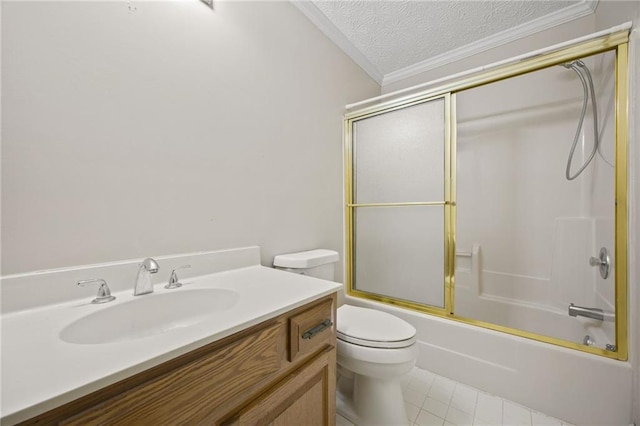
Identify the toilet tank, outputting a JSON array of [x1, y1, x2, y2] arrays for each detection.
[[273, 249, 339, 281]]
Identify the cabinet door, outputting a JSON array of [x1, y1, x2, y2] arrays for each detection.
[[225, 347, 336, 426], [60, 322, 286, 426], [270, 378, 324, 426]]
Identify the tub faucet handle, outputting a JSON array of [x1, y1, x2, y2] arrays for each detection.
[[589, 247, 610, 279], [589, 256, 603, 266], [166, 265, 191, 289], [78, 278, 116, 304]]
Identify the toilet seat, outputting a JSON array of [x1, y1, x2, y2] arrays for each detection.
[[337, 305, 417, 349]]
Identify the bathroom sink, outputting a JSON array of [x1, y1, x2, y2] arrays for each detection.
[[60, 289, 240, 344]]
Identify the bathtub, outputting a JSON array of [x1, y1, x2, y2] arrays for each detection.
[[453, 243, 616, 353], [455, 285, 615, 351], [344, 295, 632, 425]]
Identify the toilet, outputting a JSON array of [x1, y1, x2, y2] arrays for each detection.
[[274, 249, 419, 426]]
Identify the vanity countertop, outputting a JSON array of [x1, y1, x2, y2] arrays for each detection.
[[1, 264, 341, 425]]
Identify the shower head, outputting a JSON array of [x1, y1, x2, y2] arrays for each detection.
[[561, 59, 586, 69]]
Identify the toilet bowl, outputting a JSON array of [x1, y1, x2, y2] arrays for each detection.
[[336, 304, 418, 426], [273, 250, 419, 426]]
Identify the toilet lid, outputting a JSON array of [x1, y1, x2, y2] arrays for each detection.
[[337, 305, 417, 349]]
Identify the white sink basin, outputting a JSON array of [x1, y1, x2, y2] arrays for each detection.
[[60, 289, 240, 345]]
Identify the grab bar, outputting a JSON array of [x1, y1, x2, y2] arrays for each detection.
[[568, 303, 615, 322]]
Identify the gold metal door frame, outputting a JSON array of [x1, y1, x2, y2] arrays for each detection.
[[345, 93, 452, 316]]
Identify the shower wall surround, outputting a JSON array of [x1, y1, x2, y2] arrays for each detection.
[[454, 49, 617, 349], [0, 1, 379, 275]]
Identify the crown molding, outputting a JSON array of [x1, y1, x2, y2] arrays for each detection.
[[382, 0, 599, 86], [290, 0, 384, 84]]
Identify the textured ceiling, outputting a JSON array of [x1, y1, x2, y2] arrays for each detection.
[[310, 1, 581, 76]]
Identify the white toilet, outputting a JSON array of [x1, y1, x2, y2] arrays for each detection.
[[274, 249, 419, 426]]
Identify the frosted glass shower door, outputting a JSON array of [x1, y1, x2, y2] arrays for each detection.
[[354, 206, 445, 306], [348, 96, 449, 309]]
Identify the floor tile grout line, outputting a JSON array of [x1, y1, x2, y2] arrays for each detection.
[[402, 367, 571, 426]]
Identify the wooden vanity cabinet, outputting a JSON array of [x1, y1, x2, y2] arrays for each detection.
[[22, 293, 337, 426]]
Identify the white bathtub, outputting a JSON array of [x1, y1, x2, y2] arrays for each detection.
[[455, 285, 615, 351], [344, 295, 632, 425], [454, 243, 616, 353]]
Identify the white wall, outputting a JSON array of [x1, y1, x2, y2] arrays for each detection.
[[0, 1, 380, 276], [632, 26, 640, 426], [591, 2, 640, 424], [592, 3, 640, 424], [632, 27, 640, 426]]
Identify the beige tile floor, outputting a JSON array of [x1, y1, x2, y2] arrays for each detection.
[[336, 366, 573, 426]]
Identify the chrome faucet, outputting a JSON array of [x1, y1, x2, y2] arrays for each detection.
[[134, 258, 159, 296]]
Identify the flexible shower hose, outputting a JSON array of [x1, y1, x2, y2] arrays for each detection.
[[565, 60, 599, 181]]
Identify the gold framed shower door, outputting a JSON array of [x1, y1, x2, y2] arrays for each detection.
[[344, 30, 629, 361]]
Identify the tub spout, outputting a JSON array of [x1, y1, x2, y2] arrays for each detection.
[[568, 303, 615, 322]]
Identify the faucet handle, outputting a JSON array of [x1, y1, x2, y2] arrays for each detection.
[[165, 265, 191, 290], [78, 279, 116, 304]]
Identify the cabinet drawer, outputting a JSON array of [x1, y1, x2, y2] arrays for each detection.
[[289, 298, 335, 362]]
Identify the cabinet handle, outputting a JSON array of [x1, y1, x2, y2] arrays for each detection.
[[301, 319, 333, 340]]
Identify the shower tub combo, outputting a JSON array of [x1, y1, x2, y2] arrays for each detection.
[[343, 25, 631, 425]]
